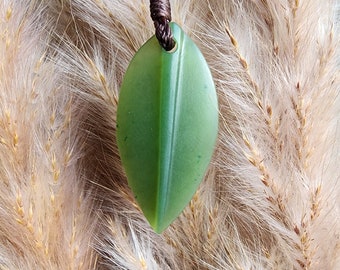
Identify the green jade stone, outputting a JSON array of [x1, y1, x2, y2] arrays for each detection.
[[116, 23, 218, 233]]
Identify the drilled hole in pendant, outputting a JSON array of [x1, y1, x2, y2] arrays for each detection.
[[164, 39, 177, 53]]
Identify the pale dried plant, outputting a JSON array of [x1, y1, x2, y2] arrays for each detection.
[[0, 0, 339, 269]]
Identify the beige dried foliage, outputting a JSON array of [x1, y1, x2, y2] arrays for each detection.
[[0, 0, 339, 269]]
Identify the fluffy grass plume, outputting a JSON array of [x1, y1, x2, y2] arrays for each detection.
[[0, 0, 339, 269]]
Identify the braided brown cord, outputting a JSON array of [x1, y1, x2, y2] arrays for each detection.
[[150, 0, 175, 51]]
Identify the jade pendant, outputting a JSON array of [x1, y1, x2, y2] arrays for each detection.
[[116, 23, 218, 233]]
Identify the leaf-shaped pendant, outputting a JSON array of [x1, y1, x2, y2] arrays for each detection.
[[117, 23, 218, 233]]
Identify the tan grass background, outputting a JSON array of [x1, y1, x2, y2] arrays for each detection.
[[0, 0, 339, 269]]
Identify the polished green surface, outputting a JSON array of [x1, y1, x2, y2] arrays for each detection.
[[116, 23, 218, 233]]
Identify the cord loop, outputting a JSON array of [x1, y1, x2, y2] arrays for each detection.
[[150, 0, 175, 51]]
